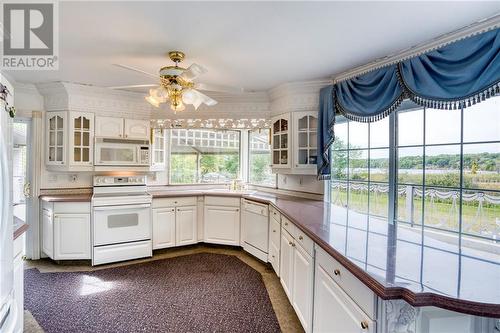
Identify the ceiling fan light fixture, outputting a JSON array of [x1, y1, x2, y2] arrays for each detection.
[[145, 95, 160, 108], [181, 89, 196, 105]]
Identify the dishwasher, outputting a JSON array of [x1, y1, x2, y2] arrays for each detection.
[[241, 199, 269, 262]]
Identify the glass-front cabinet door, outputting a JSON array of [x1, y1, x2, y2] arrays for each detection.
[[293, 111, 318, 171], [271, 114, 291, 168], [46, 112, 67, 166], [151, 128, 166, 171], [69, 112, 94, 168]]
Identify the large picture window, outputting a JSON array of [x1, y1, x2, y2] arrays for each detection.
[[248, 129, 276, 187], [169, 129, 240, 184], [330, 97, 499, 293]]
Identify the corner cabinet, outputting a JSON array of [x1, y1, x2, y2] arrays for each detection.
[[271, 111, 318, 175], [46, 111, 94, 171]]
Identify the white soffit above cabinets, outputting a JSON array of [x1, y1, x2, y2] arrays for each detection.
[[6, 2, 500, 92]]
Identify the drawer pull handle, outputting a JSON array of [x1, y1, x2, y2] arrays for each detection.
[[334, 269, 340, 276], [298, 235, 303, 240], [360, 321, 369, 330]]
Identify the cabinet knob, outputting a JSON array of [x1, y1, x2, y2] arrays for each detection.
[[273, 229, 276, 233], [236, 209, 239, 212], [298, 235, 303, 240], [360, 321, 369, 330], [291, 242, 296, 247], [284, 222, 288, 226], [288, 241, 293, 246], [272, 255, 275, 258], [334, 269, 340, 276], [171, 209, 175, 212]]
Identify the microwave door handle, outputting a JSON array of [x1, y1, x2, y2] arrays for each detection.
[[93, 204, 150, 211]]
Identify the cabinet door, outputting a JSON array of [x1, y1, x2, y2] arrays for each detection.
[[95, 116, 123, 138], [279, 229, 294, 300], [13, 250, 24, 333], [176, 206, 197, 246], [313, 265, 375, 333], [46, 112, 66, 165], [293, 112, 318, 170], [271, 114, 291, 168], [268, 241, 280, 276], [42, 209, 53, 258], [124, 119, 150, 140], [204, 205, 240, 245], [69, 112, 94, 167], [292, 243, 314, 332], [151, 128, 166, 171], [54, 214, 91, 260], [152, 208, 176, 249]]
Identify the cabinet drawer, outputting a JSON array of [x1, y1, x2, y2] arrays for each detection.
[[54, 202, 90, 214], [294, 227, 314, 256], [270, 206, 280, 222], [204, 196, 240, 207], [281, 216, 295, 235], [152, 197, 197, 208], [316, 246, 376, 319], [269, 217, 281, 248]]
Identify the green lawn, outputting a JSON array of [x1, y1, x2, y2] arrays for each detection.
[[331, 186, 499, 238]]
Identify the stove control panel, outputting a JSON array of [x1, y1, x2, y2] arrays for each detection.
[[94, 175, 147, 186]]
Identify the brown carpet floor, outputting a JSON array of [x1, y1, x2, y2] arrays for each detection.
[[25, 253, 282, 333]]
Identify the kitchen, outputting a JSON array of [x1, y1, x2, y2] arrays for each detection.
[[0, 2, 499, 333]]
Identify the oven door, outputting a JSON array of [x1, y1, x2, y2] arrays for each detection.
[[93, 204, 151, 246]]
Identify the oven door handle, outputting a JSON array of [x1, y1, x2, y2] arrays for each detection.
[[93, 204, 151, 211]]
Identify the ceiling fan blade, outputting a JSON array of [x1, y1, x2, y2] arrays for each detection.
[[180, 63, 208, 81], [107, 84, 159, 90], [193, 89, 218, 107], [195, 82, 244, 94], [112, 64, 158, 79]]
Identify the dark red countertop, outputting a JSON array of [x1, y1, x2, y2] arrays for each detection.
[[40, 188, 500, 317]]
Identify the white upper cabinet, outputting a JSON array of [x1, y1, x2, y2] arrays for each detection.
[[271, 111, 318, 174], [151, 128, 166, 171], [46, 111, 94, 171], [46, 112, 67, 166], [95, 116, 124, 138], [95, 117, 150, 140], [292, 111, 318, 173], [69, 112, 94, 167], [271, 114, 291, 169], [124, 119, 150, 140]]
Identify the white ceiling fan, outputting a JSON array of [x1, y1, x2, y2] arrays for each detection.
[[111, 51, 243, 112]]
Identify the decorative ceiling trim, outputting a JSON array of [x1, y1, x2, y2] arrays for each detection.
[[333, 13, 500, 84], [151, 118, 270, 130]]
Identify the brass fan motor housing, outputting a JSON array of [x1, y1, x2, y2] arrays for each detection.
[[168, 51, 185, 63]]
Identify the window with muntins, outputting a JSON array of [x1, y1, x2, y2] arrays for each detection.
[[249, 129, 276, 187]]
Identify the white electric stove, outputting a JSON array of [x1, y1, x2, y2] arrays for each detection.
[[91, 175, 152, 266]]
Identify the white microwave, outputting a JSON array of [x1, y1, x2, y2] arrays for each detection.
[[94, 137, 150, 167]]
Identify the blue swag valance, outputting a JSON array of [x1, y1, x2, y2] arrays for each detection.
[[317, 27, 500, 180]]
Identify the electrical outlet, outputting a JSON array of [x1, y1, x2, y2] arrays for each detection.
[[70, 174, 78, 182]]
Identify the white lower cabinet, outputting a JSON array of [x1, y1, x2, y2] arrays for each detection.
[[152, 203, 197, 249], [280, 227, 314, 332], [13, 234, 24, 333], [176, 206, 197, 246], [54, 214, 91, 259], [314, 264, 375, 333], [268, 211, 281, 275], [41, 201, 91, 260], [280, 230, 294, 299], [152, 207, 176, 249], [204, 205, 240, 245], [292, 242, 314, 332]]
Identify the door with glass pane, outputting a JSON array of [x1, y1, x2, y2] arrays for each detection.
[[271, 114, 291, 168], [46, 112, 66, 165], [151, 128, 166, 171], [69, 112, 94, 168], [293, 111, 318, 171]]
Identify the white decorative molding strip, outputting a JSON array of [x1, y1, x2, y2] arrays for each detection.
[[333, 13, 500, 83], [151, 118, 270, 129]]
